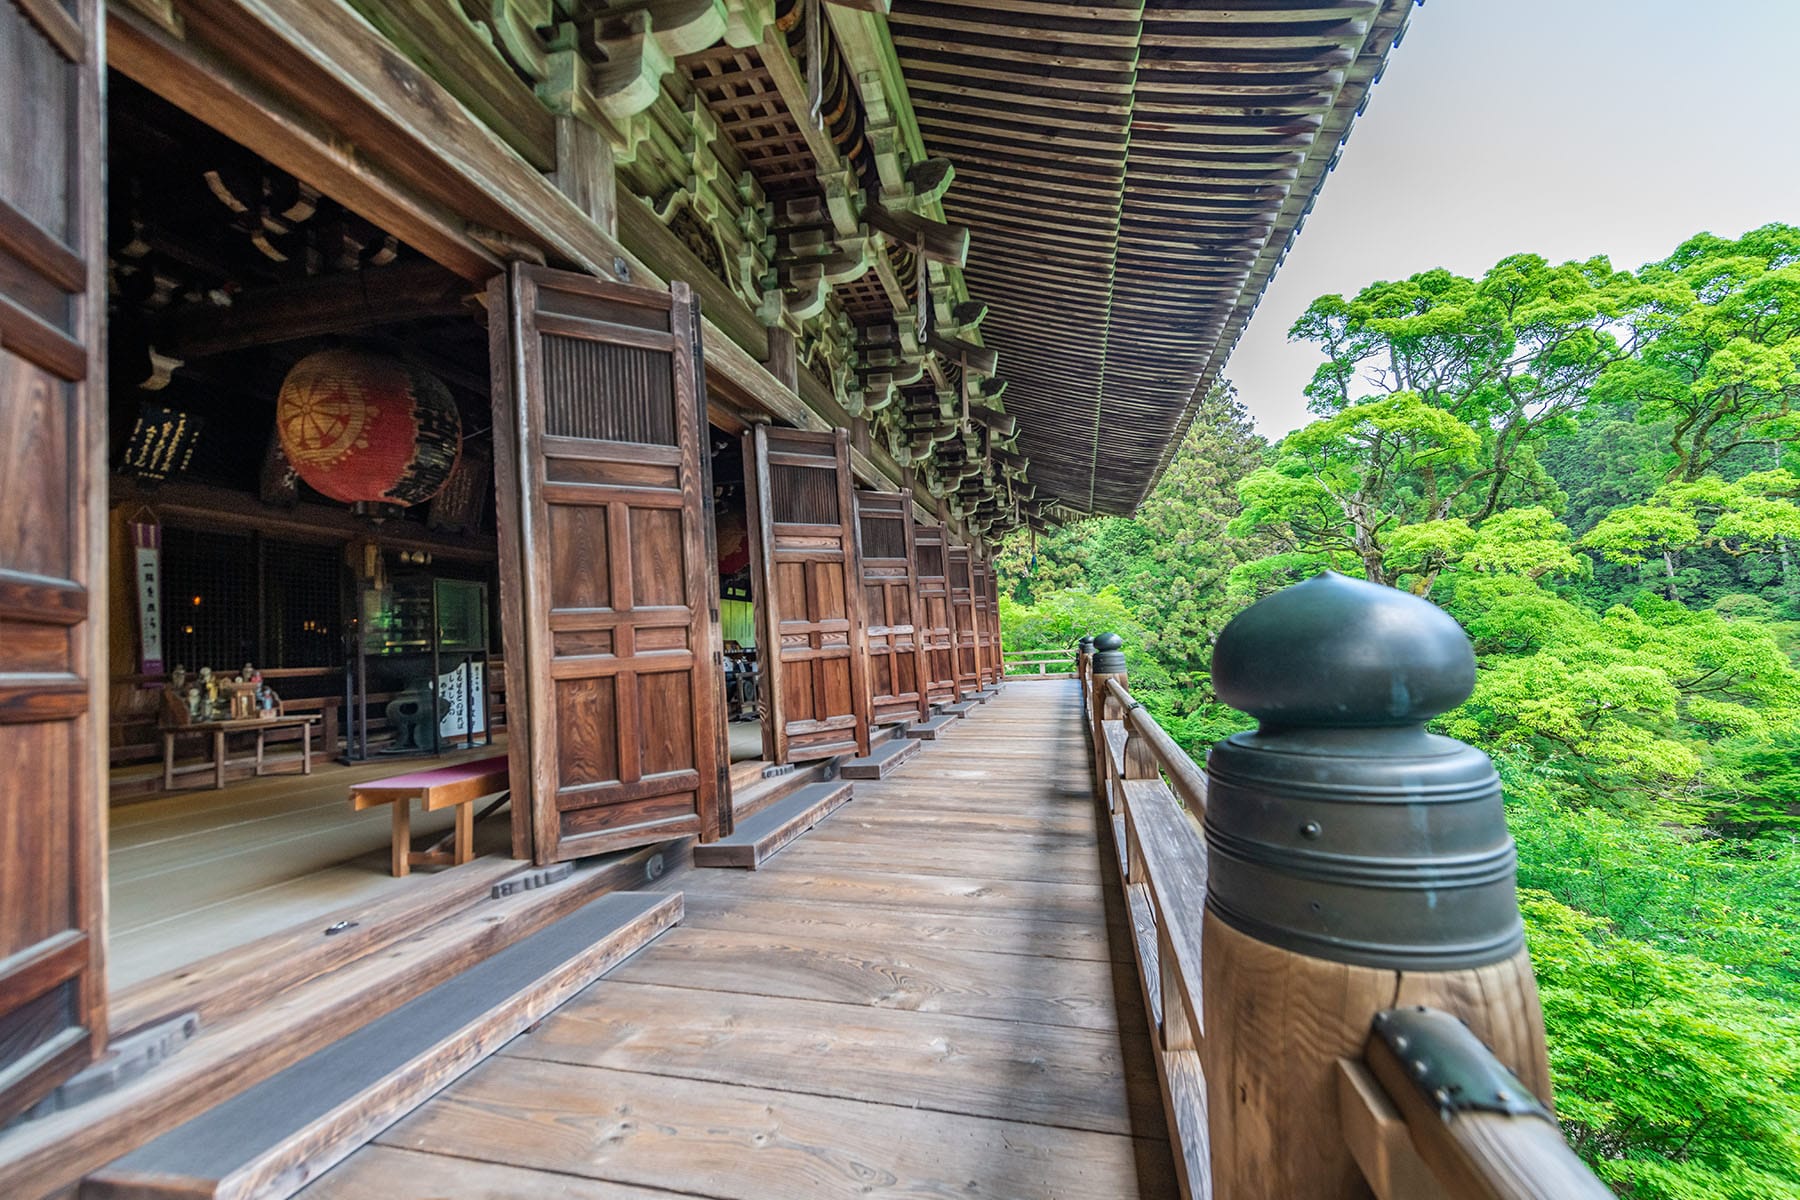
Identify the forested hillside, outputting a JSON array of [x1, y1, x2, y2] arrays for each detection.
[[997, 225, 1800, 1199]]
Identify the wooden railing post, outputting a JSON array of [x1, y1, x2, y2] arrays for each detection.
[[1089, 633, 1125, 803], [1077, 635, 1094, 700], [1199, 572, 1555, 1199]]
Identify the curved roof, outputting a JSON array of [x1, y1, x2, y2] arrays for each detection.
[[889, 0, 1416, 516]]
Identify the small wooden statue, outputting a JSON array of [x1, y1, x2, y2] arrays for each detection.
[[161, 665, 191, 727]]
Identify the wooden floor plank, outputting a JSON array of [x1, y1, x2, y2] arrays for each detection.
[[299, 680, 1175, 1200], [673, 891, 1129, 963], [503, 979, 1165, 1136], [604, 924, 1132, 1032], [773, 836, 1108, 885], [814, 805, 1101, 838], [374, 1058, 1178, 1200], [681, 865, 1127, 928], [295, 1145, 687, 1199]]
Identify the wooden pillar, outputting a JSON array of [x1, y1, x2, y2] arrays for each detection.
[[1198, 573, 1552, 1199], [548, 115, 617, 238], [764, 326, 799, 394]]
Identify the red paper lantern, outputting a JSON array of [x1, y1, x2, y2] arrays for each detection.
[[275, 348, 461, 508]]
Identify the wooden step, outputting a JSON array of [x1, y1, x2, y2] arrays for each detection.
[[971, 687, 999, 703], [729, 755, 833, 825], [82, 891, 681, 1200], [0, 850, 686, 1198], [694, 781, 853, 870], [107, 843, 671, 1039], [905, 713, 960, 739], [941, 700, 976, 717], [840, 736, 922, 780]]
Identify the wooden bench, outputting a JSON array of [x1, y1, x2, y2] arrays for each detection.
[[349, 755, 510, 877]]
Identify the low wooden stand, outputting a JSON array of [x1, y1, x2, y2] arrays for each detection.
[[160, 715, 318, 791], [349, 755, 510, 877]]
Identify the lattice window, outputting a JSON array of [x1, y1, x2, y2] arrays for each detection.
[[859, 513, 907, 560], [541, 334, 676, 445], [163, 527, 258, 673], [162, 529, 343, 672], [771, 463, 839, 525], [263, 540, 341, 669], [838, 272, 893, 324], [680, 45, 820, 199]]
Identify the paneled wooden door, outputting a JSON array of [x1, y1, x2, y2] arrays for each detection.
[[746, 426, 872, 762], [984, 548, 1005, 681], [970, 550, 996, 688], [0, 0, 108, 1121], [853, 489, 928, 726], [912, 522, 959, 706], [947, 542, 981, 698], [489, 265, 724, 864]]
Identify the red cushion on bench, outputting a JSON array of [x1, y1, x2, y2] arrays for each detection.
[[359, 755, 510, 792]]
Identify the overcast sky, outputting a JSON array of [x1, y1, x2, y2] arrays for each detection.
[[1224, 0, 1800, 438]]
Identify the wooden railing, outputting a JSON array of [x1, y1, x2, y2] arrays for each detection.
[[999, 648, 1077, 678], [1076, 647, 1613, 1200]]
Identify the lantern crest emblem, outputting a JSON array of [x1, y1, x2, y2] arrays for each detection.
[[276, 348, 461, 508]]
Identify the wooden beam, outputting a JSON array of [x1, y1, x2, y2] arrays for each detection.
[[162, 260, 477, 358], [106, 2, 502, 282]]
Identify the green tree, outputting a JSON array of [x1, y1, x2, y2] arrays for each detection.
[[1595, 224, 1800, 482]]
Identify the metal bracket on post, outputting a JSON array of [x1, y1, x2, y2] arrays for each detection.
[[1369, 1008, 1552, 1121]]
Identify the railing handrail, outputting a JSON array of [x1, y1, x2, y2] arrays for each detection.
[[1104, 676, 1207, 816], [1348, 1007, 1615, 1200], [1078, 650, 1615, 1200], [1000, 648, 1079, 678]]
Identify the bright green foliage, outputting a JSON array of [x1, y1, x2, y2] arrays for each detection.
[[1004, 228, 1800, 1195], [1583, 474, 1800, 595], [1440, 577, 1800, 809], [1234, 391, 1482, 589], [998, 384, 1265, 689], [1521, 891, 1800, 1200], [1594, 225, 1800, 482]]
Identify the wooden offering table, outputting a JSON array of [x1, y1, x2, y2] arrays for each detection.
[[350, 756, 510, 877], [161, 715, 319, 791]]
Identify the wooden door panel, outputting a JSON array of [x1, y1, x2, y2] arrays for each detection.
[[490, 265, 722, 863], [970, 553, 996, 688], [748, 427, 871, 762], [0, 0, 106, 1122], [947, 543, 980, 698], [855, 490, 928, 725], [913, 523, 958, 705]]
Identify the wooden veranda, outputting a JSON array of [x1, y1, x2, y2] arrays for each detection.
[[297, 679, 1178, 1199]]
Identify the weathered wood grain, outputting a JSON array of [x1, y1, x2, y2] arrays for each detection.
[[297, 681, 1171, 1199], [697, 864, 1127, 928], [507, 980, 1162, 1135], [489, 267, 722, 863], [747, 426, 874, 764], [0, 0, 107, 1124], [673, 892, 1127, 964], [605, 923, 1128, 1032], [84, 894, 681, 1200], [298, 1146, 677, 1199], [774, 832, 1108, 885], [376, 1059, 1177, 1200]]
